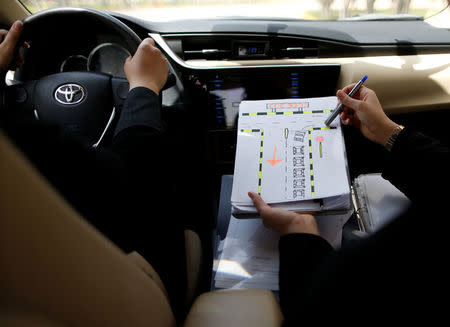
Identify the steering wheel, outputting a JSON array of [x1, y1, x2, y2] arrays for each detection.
[[1, 7, 144, 147]]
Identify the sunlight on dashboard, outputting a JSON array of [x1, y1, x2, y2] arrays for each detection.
[[430, 69, 450, 96], [363, 56, 405, 70], [412, 55, 450, 71]]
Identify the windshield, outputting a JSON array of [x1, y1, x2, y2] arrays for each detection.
[[20, 0, 450, 22]]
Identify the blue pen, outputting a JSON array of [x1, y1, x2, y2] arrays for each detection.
[[324, 75, 368, 126]]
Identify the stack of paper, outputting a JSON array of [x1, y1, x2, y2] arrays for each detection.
[[231, 97, 351, 216], [214, 211, 353, 290]]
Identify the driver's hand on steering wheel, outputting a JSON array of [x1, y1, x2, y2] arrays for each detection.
[[124, 37, 169, 95], [0, 20, 27, 72]]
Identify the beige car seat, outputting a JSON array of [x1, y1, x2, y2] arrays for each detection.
[[0, 131, 283, 327]]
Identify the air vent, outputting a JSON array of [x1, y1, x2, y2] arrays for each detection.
[[162, 34, 320, 61], [182, 36, 233, 60], [273, 38, 319, 58]]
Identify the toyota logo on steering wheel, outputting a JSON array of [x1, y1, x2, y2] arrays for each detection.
[[54, 84, 86, 105]]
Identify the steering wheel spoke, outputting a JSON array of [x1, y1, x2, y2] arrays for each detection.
[[92, 106, 116, 148], [1, 80, 37, 124]]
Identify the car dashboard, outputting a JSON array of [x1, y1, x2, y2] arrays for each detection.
[[107, 16, 450, 183]]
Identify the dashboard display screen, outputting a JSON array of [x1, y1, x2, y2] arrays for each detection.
[[232, 41, 269, 58], [237, 44, 267, 57], [204, 65, 340, 129]]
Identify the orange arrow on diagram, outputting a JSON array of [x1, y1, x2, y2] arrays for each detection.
[[267, 146, 283, 167]]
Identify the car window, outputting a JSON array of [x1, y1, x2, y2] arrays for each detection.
[[19, 0, 450, 24]]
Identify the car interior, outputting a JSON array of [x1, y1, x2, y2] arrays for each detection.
[[1, 0, 450, 326]]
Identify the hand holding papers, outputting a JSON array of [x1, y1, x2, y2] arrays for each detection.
[[231, 97, 351, 217]]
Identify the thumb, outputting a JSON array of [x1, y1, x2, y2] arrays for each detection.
[[337, 89, 363, 112], [1, 21, 23, 56], [248, 192, 268, 212], [124, 55, 132, 66], [123, 55, 132, 72]]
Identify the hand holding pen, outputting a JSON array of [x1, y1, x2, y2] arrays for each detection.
[[324, 75, 367, 126], [336, 82, 400, 147]]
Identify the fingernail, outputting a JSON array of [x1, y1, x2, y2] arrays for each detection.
[[13, 21, 23, 31]]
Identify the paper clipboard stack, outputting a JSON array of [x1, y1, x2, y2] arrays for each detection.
[[231, 97, 352, 218], [351, 173, 411, 234]]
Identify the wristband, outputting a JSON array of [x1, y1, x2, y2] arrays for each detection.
[[385, 125, 404, 152]]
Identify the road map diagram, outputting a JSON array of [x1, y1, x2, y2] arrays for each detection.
[[231, 97, 350, 206]]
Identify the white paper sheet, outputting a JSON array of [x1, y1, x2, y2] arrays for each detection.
[[214, 210, 353, 290], [231, 97, 350, 207]]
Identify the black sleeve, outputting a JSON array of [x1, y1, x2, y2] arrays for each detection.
[[381, 127, 450, 204], [111, 86, 165, 174], [110, 86, 166, 193], [278, 233, 334, 325], [110, 86, 187, 316], [113, 87, 163, 138]]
